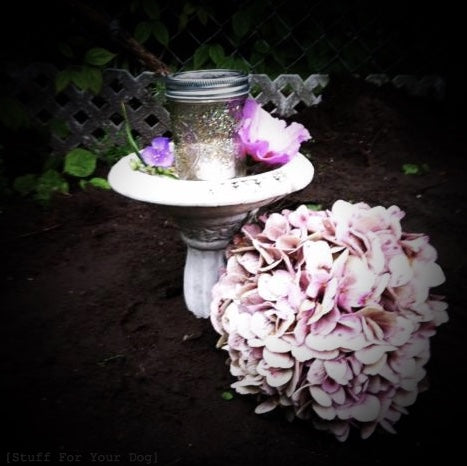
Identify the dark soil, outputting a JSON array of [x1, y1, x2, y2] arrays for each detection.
[[1, 76, 466, 465]]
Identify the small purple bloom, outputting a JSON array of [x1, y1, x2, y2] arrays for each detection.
[[140, 137, 174, 167], [238, 98, 312, 165]]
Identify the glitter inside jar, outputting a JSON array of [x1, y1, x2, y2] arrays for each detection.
[[165, 70, 250, 181]]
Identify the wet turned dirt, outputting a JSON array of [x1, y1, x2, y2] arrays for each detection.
[[1, 76, 466, 465]]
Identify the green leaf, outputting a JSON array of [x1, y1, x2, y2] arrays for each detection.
[[142, 0, 160, 19], [79, 179, 88, 190], [88, 177, 111, 189], [70, 67, 90, 91], [13, 174, 37, 196], [84, 66, 103, 94], [209, 44, 225, 66], [221, 391, 234, 401], [233, 58, 250, 73], [402, 163, 430, 175], [254, 39, 270, 54], [84, 47, 116, 66], [197, 8, 209, 25], [55, 69, 72, 93], [232, 10, 251, 37], [49, 118, 70, 139], [0, 97, 30, 130], [58, 42, 74, 58], [306, 203, 323, 211], [402, 163, 420, 175], [69, 65, 102, 94], [152, 21, 169, 46], [134, 21, 152, 44], [178, 12, 188, 31], [193, 44, 210, 69], [35, 169, 69, 203], [64, 148, 97, 177], [183, 2, 196, 15], [219, 56, 235, 69]]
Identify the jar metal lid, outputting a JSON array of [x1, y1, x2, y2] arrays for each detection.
[[165, 69, 250, 101]]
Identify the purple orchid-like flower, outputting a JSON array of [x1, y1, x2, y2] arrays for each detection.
[[238, 98, 312, 165], [140, 137, 174, 167]]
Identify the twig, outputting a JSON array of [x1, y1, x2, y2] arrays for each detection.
[[18, 224, 63, 238]]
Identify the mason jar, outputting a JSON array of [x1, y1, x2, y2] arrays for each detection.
[[165, 69, 250, 181]]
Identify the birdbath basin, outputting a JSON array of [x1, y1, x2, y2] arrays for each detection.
[[108, 153, 314, 318]]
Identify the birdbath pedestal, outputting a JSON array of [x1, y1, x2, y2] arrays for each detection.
[[108, 153, 314, 318]]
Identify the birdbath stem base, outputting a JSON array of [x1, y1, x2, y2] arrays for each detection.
[[176, 211, 251, 318], [108, 153, 314, 319], [184, 246, 226, 318]]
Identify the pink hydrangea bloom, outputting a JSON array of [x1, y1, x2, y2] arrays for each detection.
[[238, 98, 312, 165], [211, 201, 448, 441]]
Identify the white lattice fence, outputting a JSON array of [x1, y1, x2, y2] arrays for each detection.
[[251, 74, 329, 116], [7, 64, 171, 155], [6, 64, 444, 155]]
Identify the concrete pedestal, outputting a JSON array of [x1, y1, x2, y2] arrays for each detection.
[[108, 153, 314, 318]]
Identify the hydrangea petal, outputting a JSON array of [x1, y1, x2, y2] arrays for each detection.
[[351, 395, 381, 422], [266, 369, 293, 387], [310, 386, 333, 407], [324, 359, 352, 385], [313, 404, 336, 420], [264, 335, 291, 353], [263, 348, 294, 368], [355, 345, 395, 365], [255, 399, 279, 414]]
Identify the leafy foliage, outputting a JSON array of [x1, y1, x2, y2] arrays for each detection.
[[55, 47, 116, 94], [35, 170, 70, 203], [402, 163, 430, 175], [13, 147, 110, 205], [64, 148, 97, 178], [221, 391, 234, 401]]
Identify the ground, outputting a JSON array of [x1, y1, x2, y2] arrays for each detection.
[[1, 76, 466, 465]]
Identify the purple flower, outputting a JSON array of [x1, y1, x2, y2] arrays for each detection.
[[238, 98, 312, 165], [140, 137, 174, 167]]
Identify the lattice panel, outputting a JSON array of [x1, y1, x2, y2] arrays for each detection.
[[6, 65, 331, 154], [5, 64, 445, 155], [7, 64, 171, 155], [251, 74, 329, 117]]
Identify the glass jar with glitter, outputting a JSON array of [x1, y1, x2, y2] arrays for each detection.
[[165, 70, 250, 181]]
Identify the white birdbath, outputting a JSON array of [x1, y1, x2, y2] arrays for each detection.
[[108, 153, 314, 318]]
